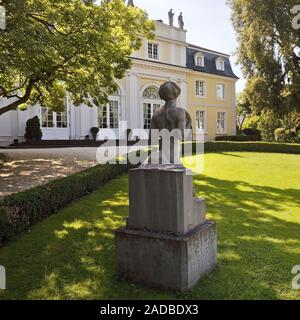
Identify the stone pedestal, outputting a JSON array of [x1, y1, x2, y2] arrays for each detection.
[[115, 166, 217, 291]]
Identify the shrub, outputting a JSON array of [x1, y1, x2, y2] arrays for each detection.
[[242, 115, 260, 130], [215, 135, 261, 142], [24, 116, 43, 143], [274, 128, 286, 142], [275, 128, 300, 143], [202, 141, 300, 154], [285, 131, 300, 143], [242, 128, 261, 137], [258, 110, 281, 141], [90, 127, 100, 141], [0, 152, 148, 245]]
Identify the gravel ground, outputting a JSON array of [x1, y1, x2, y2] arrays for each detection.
[[0, 147, 141, 197]]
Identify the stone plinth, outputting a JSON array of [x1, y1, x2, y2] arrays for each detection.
[[127, 167, 206, 235], [115, 166, 217, 291], [116, 222, 217, 291]]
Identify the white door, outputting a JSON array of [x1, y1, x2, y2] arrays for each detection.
[[40, 107, 70, 140], [141, 86, 164, 139], [143, 102, 161, 130], [97, 99, 120, 139]]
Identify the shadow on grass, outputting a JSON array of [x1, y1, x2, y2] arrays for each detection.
[[0, 173, 299, 300]]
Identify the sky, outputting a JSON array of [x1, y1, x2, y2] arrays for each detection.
[[134, 0, 246, 93]]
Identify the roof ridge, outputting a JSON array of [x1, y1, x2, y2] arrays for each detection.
[[187, 43, 230, 57]]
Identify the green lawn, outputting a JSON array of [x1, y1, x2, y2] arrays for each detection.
[[0, 152, 300, 300]]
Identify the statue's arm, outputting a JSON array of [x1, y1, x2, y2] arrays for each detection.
[[177, 110, 193, 140], [177, 112, 187, 141]]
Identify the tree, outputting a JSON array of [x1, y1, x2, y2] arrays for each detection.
[[229, 0, 300, 116], [236, 92, 251, 131], [0, 0, 154, 116], [258, 109, 281, 141]]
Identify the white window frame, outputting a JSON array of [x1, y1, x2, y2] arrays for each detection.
[[216, 57, 225, 71], [143, 102, 161, 130], [216, 111, 226, 134], [195, 53, 205, 67], [148, 42, 159, 60], [196, 80, 206, 97], [216, 83, 226, 100], [41, 104, 68, 129], [195, 110, 206, 132], [98, 92, 120, 129], [142, 86, 163, 129], [41, 107, 54, 128]]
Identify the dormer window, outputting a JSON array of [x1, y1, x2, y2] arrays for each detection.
[[216, 57, 225, 71], [195, 52, 205, 67]]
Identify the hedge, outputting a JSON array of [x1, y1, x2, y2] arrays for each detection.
[[215, 135, 261, 142], [0, 152, 147, 245], [203, 141, 300, 154], [241, 128, 262, 137]]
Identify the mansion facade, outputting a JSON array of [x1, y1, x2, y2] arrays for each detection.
[[0, 19, 238, 146]]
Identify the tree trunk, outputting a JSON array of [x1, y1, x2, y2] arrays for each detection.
[[0, 79, 35, 116]]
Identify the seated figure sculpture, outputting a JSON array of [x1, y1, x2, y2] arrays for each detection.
[[146, 81, 192, 166]]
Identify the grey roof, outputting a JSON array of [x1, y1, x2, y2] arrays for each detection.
[[186, 47, 238, 79]]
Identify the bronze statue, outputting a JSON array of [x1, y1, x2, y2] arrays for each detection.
[[151, 81, 191, 134], [147, 81, 192, 166]]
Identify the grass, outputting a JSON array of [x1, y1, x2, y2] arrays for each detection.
[[0, 152, 300, 300]]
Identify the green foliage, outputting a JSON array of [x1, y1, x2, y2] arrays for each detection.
[[24, 116, 43, 142], [236, 92, 251, 130], [0, 0, 154, 116], [274, 127, 300, 143], [242, 115, 260, 130], [215, 135, 261, 142], [242, 128, 261, 141], [90, 127, 99, 135], [90, 127, 99, 140], [274, 128, 286, 142], [242, 128, 261, 137], [215, 128, 262, 142], [281, 111, 300, 131], [229, 0, 300, 115], [258, 110, 281, 141], [203, 141, 300, 154], [284, 130, 299, 143], [0, 161, 135, 245]]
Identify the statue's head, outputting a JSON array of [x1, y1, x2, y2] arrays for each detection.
[[159, 81, 181, 101]]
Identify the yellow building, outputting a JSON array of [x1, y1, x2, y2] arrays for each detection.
[[126, 18, 238, 141]]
